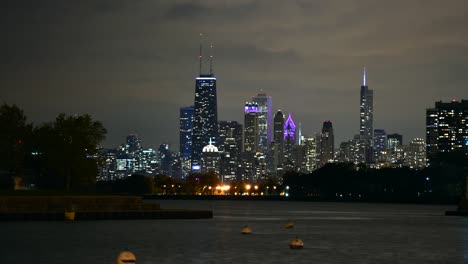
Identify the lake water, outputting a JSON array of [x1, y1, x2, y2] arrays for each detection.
[[1, 200, 467, 263]]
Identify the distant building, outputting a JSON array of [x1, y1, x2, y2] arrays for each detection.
[[320, 121, 334, 165], [303, 136, 318, 172], [426, 100, 468, 164], [221, 135, 240, 182], [158, 144, 173, 176], [373, 129, 387, 162], [201, 139, 220, 174], [360, 67, 374, 139], [405, 138, 427, 169], [358, 68, 374, 164], [269, 110, 285, 175], [244, 102, 259, 153], [126, 134, 142, 153], [252, 91, 273, 155], [387, 133, 403, 150], [218, 120, 243, 153], [180, 106, 194, 176]]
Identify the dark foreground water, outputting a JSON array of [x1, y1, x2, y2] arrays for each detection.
[[1, 200, 467, 264]]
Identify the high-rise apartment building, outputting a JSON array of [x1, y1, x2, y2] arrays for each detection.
[[426, 100, 468, 164], [252, 91, 273, 155], [405, 138, 427, 169]]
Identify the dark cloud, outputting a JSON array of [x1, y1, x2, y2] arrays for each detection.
[[1, 0, 467, 149]]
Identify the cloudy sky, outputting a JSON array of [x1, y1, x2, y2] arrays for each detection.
[[2, 0, 467, 149]]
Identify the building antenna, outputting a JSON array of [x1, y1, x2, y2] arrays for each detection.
[[199, 33, 203, 75], [363, 66, 366, 86], [209, 42, 214, 75]]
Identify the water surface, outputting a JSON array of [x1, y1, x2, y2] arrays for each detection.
[[2, 200, 466, 263]]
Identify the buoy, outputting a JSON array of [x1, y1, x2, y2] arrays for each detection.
[[241, 225, 252, 234], [284, 220, 294, 229], [64, 210, 75, 221], [289, 237, 304, 249], [117, 251, 136, 264]]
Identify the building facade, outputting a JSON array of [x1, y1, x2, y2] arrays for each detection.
[[426, 100, 468, 164]]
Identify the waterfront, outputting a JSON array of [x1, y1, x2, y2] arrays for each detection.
[[1, 200, 467, 263]]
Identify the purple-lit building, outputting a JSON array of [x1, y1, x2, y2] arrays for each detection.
[[284, 113, 296, 145], [283, 113, 296, 171]]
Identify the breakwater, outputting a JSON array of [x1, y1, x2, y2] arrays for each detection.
[[0, 196, 212, 220]]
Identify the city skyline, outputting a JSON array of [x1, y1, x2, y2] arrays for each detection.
[[2, 1, 468, 149]]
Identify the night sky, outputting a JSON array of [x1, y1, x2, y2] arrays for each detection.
[[2, 0, 468, 149]]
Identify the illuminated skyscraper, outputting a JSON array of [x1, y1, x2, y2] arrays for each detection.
[[268, 110, 285, 175], [244, 102, 259, 153], [252, 91, 272, 155], [218, 121, 243, 153], [201, 139, 220, 174], [426, 100, 468, 164], [405, 138, 427, 169], [373, 129, 387, 162], [284, 113, 296, 148], [191, 74, 218, 172], [320, 121, 334, 165], [387, 133, 403, 150], [360, 67, 374, 139], [180, 106, 193, 175], [180, 106, 194, 156]]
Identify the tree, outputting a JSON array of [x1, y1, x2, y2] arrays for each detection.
[[0, 103, 32, 189], [34, 113, 106, 191]]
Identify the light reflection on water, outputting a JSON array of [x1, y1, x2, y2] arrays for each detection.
[[1, 200, 466, 264]]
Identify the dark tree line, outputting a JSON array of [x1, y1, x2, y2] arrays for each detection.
[[283, 153, 468, 203], [0, 103, 106, 192]]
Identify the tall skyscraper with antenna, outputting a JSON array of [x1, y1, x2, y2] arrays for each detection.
[[360, 67, 374, 139], [191, 36, 218, 172], [359, 67, 374, 163]]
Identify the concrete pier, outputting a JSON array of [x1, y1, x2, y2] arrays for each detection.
[[0, 196, 212, 220]]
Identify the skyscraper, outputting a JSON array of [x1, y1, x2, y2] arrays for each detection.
[[191, 39, 219, 172], [284, 113, 296, 149], [426, 100, 468, 164], [179, 106, 194, 156], [268, 110, 285, 176], [303, 136, 317, 172], [218, 121, 243, 153], [387, 133, 403, 150], [373, 129, 387, 162], [126, 134, 142, 153], [405, 138, 427, 169], [360, 67, 374, 139], [252, 91, 273, 155], [201, 139, 220, 174], [320, 121, 334, 165], [180, 106, 193, 175], [244, 102, 259, 153]]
